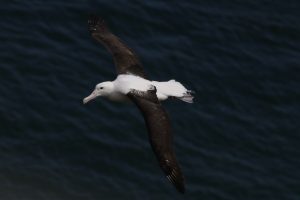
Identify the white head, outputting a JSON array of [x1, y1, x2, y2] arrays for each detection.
[[83, 81, 114, 104]]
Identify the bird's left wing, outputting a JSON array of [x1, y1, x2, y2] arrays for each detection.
[[88, 15, 146, 78], [127, 87, 185, 193]]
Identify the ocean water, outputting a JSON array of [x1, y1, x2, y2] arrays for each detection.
[[0, 1, 299, 199]]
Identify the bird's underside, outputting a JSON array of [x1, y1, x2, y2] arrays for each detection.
[[88, 15, 186, 193]]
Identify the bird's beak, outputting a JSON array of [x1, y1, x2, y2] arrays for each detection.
[[83, 90, 97, 104]]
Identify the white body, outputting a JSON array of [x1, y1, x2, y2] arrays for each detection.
[[83, 74, 193, 104], [110, 74, 189, 101]]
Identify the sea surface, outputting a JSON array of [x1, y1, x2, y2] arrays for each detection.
[[0, 1, 299, 199]]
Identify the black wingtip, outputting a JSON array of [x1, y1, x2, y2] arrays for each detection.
[[173, 181, 185, 193], [88, 14, 107, 33], [163, 163, 186, 193], [167, 173, 185, 193]]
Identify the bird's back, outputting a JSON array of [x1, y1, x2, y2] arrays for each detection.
[[152, 80, 188, 98], [114, 74, 152, 94]]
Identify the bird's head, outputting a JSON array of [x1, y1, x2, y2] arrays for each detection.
[[83, 81, 114, 104]]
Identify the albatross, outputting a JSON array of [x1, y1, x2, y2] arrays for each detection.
[[83, 15, 194, 193]]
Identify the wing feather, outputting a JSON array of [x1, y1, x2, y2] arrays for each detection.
[[88, 15, 146, 78], [128, 88, 185, 193]]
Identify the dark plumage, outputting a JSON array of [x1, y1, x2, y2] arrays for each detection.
[[88, 15, 186, 193], [88, 15, 146, 78], [128, 87, 185, 193]]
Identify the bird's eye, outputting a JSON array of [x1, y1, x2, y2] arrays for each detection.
[[100, 87, 103, 89]]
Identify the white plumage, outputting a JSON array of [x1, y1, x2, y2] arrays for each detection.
[[113, 74, 192, 102], [83, 74, 194, 104]]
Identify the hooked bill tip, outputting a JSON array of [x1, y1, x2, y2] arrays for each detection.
[[83, 92, 97, 104]]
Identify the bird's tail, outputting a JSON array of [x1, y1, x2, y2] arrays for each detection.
[[177, 90, 194, 103], [153, 80, 195, 103]]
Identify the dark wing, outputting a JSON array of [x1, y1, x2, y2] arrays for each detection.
[[128, 87, 185, 193], [88, 15, 146, 78]]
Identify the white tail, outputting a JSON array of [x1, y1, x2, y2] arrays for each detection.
[[177, 90, 194, 103], [152, 80, 194, 103]]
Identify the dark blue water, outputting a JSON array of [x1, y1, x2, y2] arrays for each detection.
[[1, 1, 299, 199]]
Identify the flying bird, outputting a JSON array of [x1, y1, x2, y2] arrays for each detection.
[[83, 15, 194, 193]]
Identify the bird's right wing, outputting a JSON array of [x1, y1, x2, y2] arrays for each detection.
[[88, 15, 146, 78], [127, 87, 185, 193]]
